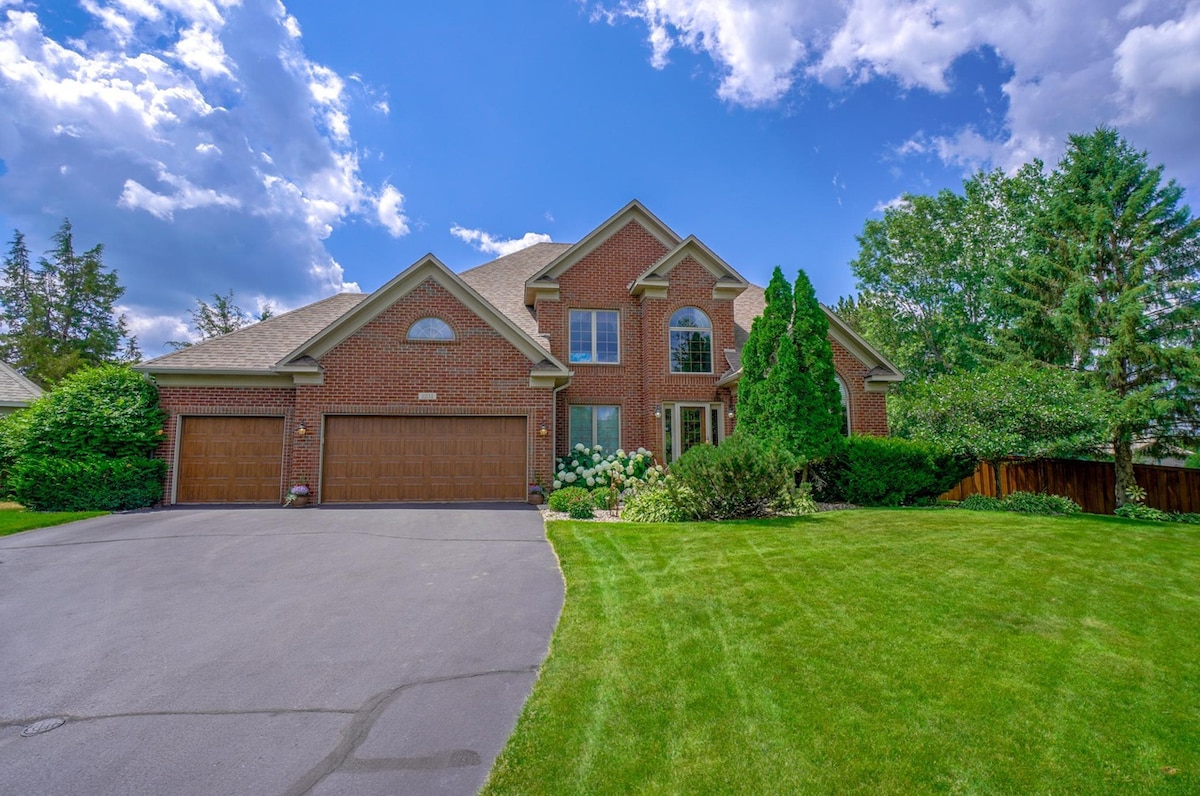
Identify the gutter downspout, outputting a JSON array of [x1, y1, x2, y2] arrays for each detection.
[[551, 380, 570, 474]]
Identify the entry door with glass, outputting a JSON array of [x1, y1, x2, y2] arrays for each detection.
[[662, 402, 721, 462]]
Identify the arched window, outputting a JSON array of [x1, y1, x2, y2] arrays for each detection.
[[669, 307, 712, 373], [407, 317, 454, 340], [836, 375, 851, 436]]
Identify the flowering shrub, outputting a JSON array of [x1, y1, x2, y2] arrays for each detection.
[[290, 484, 311, 496], [552, 445, 664, 494]]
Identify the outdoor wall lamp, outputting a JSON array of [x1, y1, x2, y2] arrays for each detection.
[[539, 423, 548, 436], [728, 410, 735, 419], [296, 422, 308, 436], [653, 405, 662, 418]]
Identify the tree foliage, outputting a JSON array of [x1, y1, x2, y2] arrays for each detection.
[[168, 289, 274, 350], [1, 220, 138, 385], [890, 365, 1112, 494], [6, 364, 164, 460], [1015, 128, 1200, 504], [849, 127, 1199, 507], [791, 269, 845, 464], [737, 267, 844, 466]]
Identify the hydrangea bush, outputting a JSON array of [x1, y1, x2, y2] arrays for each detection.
[[552, 444, 664, 494]]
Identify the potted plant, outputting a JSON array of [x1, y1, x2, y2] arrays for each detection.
[[285, 484, 311, 507], [527, 482, 545, 505]]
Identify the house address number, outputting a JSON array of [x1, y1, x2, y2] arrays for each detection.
[[418, 392, 437, 401]]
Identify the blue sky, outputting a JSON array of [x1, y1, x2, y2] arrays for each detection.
[[2, 0, 1198, 355]]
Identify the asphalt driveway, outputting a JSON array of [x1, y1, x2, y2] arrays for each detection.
[[0, 505, 564, 795]]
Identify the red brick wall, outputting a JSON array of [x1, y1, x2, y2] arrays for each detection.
[[154, 279, 557, 503], [296, 278, 555, 499], [155, 387, 297, 503], [536, 220, 887, 467], [831, 339, 889, 435]]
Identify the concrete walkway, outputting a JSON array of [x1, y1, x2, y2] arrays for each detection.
[[0, 505, 563, 795]]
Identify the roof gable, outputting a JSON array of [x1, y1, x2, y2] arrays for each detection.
[[630, 235, 749, 300], [0, 361, 43, 407], [524, 199, 681, 303], [285, 254, 569, 378]]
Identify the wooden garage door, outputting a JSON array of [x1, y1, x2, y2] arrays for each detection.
[[177, 416, 284, 504], [322, 416, 526, 502]]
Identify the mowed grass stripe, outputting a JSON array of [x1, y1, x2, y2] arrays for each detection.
[[483, 510, 1200, 795]]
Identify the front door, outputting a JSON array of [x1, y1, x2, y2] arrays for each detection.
[[663, 403, 719, 462]]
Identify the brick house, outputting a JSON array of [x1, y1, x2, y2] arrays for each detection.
[[136, 200, 901, 505]]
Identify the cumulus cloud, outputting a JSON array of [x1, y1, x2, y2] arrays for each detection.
[[0, 0, 404, 355], [596, 0, 1200, 189], [450, 225, 552, 257]]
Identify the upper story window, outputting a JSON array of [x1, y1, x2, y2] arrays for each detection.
[[569, 310, 619, 364], [407, 317, 455, 340], [669, 307, 712, 373]]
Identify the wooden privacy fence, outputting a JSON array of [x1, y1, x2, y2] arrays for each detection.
[[940, 458, 1200, 515]]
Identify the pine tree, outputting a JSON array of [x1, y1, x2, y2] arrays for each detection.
[[1023, 128, 1200, 506], [0, 220, 136, 385]]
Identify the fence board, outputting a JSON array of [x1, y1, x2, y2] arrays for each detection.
[[940, 458, 1200, 515]]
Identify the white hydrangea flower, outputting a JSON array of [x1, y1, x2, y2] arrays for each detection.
[[575, 443, 586, 451], [553, 480, 562, 489], [616, 449, 626, 458], [626, 465, 635, 475], [586, 477, 596, 487], [575, 465, 585, 474], [637, 447, 647, 455], [592, 453, 601, 463], [593, 445, 603, 453], [564, 472, 577, 483]]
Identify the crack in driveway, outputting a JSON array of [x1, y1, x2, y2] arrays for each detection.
[[284, 666, 539, 796]]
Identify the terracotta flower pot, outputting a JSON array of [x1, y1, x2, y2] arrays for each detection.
[[290, 495, 309, 507], [528, 493, 544, 505]]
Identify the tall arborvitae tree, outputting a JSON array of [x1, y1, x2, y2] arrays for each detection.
[[790, 269, 846, 468], [0, 219, 137, 385], [1014, 128, 1200, 506], [738, 267, 844, 473], [737, 266, 794, 443]]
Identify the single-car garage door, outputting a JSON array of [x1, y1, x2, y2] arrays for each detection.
[[176, 416, 284, 503], [322, 415, 526, 502]]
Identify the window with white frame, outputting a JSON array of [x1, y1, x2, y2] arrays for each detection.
[[569, 310, 619, 363], [407, 317, 454, 340], [669, 307, 712, 373], [836, 375, 851, 436], [569, 405, 620, 452]]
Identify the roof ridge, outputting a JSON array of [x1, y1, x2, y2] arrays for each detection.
[[458, 242, 573, 278], [139, 292, 366, 366]]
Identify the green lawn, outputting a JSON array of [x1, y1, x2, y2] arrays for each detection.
[[484, 510, 1200, 795], [0, 505, 106, 536]]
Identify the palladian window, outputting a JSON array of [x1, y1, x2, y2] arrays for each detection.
[[669, 307, 712, 373], [407, 317, 455, 340]]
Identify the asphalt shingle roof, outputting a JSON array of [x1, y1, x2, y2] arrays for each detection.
[[139, 242, 771, 372], [0, 361, 43, 405], [139, 293, 368, 371]]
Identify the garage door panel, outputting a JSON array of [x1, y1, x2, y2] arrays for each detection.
[[322, 415, 526, 502], [177, 416, 284, 504]]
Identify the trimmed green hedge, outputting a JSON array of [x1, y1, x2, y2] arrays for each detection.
[[11, 456, 166, 512], [815, 435, 974, 507]]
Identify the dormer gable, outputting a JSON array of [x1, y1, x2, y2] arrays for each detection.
[[524, 199, 681, 305], [629, 235, 750, 300], [281, 254, 570, 388]]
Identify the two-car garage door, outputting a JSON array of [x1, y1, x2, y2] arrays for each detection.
[[321, 416, 527, 502], [175, 415, 526, 503]]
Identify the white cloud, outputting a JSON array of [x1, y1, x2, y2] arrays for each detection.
[[0, 0, 407, 355], [450, 225, 552, 257], [872, 195, 910, 213], [377, 183, 409, 237], [596, 1, 1200, 189]]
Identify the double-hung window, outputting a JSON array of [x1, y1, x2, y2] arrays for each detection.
[[569, 405, 620, 452], [569, 310, 619, 364]]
